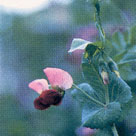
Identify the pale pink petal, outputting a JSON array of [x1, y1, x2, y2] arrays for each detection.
[[28, 79, 49, 94], [43, 68, 73, 90], [76, 127, 96, 136]]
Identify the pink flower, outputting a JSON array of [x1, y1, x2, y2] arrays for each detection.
[[29, 68, 73, 110]]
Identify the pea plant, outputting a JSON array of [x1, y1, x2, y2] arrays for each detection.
[[29, 0, 136, 135]]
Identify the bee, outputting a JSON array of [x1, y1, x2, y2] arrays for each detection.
[[84, 43, 104, 60]]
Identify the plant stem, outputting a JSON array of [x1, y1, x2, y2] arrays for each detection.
[[105, 85, 109, 105], [93, 0, 110, 105], [112, 124, 119, 136], [93, 0, 105, 42], [93, 1, 118, 135], [72, 83, 105, 107]]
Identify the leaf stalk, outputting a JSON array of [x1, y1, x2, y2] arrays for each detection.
[[72, 83, 106, 107], [112, 124, 119, 136]]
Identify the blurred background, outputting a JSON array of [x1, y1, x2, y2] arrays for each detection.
[[0, 0, 136, 136]]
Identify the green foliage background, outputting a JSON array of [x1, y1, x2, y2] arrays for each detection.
[[0, 0, 136, 136]]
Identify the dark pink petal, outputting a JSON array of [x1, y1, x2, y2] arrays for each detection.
[[34, 90, 63, 110], [40, 90, 62, 105], [34, 97, 50, 110], [44, 68, 73, 90], [28, 79, 49, 94]]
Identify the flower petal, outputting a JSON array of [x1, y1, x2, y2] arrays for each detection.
[[28, 79, 49, 94], [34, 90, 62, 110], [34, 97, 50, 110], [40, 90, 62, 105], [44, 68, 73, 90]]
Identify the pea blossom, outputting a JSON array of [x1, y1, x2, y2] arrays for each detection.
[[29, 68, 73, 110]]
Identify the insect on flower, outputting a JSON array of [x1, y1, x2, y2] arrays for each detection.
[[29, 68, 73, 110]]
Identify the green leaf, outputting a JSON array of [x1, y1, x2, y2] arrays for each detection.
[[94, 128, 113, 136], [108, 27, 136, 81], [82, 55, 132, 105], [118, 60, 136, 81], [82, 102, 121, 128], [79, 48, 132, 128], [113, 48, 136, 65], [113, 50, 127, 63], [68, 38, 91, 53], [109, 26, 136, 53], [82, 56, 109, 104], [102, 40, 113, 55], [71, 83, 121, 128], [111, 31, 127, 51], [119, 51, 136, 63], [108, 72, 132, 104], [130, 26, 136, 45], [70, 29, 133, 129]]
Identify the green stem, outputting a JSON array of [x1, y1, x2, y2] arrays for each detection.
[[105, 86, 109, 105], [93, 0, 109, 105], [93, 0, 105, 42], [72, 83, 105, 107], [112, 124, 119, 136]]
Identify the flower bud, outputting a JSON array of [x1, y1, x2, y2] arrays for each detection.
[[101, 71, 109, 85], [99, 59, 109, 85]]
